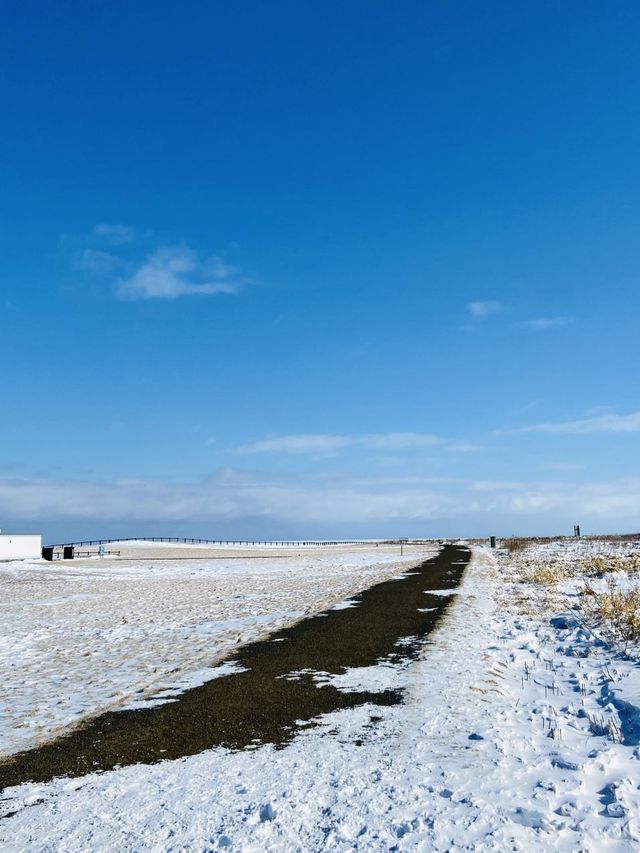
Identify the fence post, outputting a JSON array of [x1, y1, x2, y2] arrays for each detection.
[[490, 536, 496, 549]]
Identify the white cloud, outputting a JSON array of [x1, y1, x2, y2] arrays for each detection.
[[0, 470, 449, 526], [468, 300, 502, 318], [116, 245, 243, 301], [238, 435, 351, 455], [72, 248, 121, 274], [522, 316, 570, 331], [545, 462, 585, 473], [69, 228, 248, 302], [469, 477, 640, 519], [520, 411, 640, 435], [359, 433, 442, 450], [2, 471, 640, 532], [517, 399, 542, 414], [236, 432, 442, 455], [584, 405, 618, 418], [92, 224, 136, 245]]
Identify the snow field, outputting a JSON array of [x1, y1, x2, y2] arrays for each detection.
[[3, 539, 640, 850], [75, 540, 390, 561], [0, 545, 434, 757]]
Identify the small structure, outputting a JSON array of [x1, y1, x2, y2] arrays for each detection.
[[0, 533, 42, 561]]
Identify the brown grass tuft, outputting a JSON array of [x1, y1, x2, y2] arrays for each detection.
[[578, 580, 640, 652], [581, 555, 640, 577], [529, 564, 567, 585], [502, 537, 529, 554]]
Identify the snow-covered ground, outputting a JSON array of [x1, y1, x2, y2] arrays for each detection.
[[64, 539, 389, 560], [0, 543, 432, 757], [3, 539, 640, 850]]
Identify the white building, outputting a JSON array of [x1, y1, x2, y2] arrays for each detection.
[[0, 533, 42, 561]]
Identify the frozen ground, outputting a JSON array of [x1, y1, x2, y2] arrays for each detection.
[[3, 539, 640, 850], [0, 543, 432, 757], [61, 540, 389, 561]]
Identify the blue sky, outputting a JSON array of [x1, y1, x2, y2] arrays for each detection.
[[2, 1, 640, 540]]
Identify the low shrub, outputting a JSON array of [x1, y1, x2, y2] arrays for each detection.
[[529, 564, 567, 585], [502, 537, 529, 554], [579, 580, 640, 652], [582, 555, 640, 577]]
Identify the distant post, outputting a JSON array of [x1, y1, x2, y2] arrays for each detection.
[[574, 525, 581, 537], [490, 536, 496, 549]]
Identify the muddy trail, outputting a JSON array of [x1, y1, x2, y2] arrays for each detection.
[[0, 545, 470, 791]]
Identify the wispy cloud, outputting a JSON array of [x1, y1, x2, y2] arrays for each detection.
[[72, 248, 122, 274], [236, 432, 442, 455], [0, 469, 451, 526], [521, 316, 571, 331], [468, 300, 502, 318], [520, 410, 640, 435], [92, 224, 137, 245], [516, 399, 542, 415], [3, 470, 640, 531], [545, 462, 585, 473], [116, 245, 244, 301], [68, 226, 248, 301]]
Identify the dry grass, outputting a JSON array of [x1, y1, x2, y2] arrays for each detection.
[[582, 555, 640, 577], [587, 533, 640, 543], [529, 564, 567, 585], [500, 535, 575, 553], [588, 711, 622, 743], [578, 580, 640, 652], [523, 555, 640, 587], [502, 537, 529, 554], [498, 537, 640, 654]]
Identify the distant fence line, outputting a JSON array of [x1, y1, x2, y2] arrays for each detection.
[[48, 537, 391, 548]]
